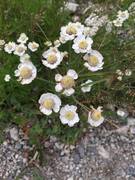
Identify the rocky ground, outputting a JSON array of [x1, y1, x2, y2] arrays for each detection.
[[0, 126, 30, 179], [1, 118, 135, 180], [35, 120, 135, 180]]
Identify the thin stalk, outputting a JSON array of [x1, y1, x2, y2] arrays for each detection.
[[79, 72, 114, 78], [37, 77, 55, 84], [36, 23, 49, 41], [78, 78, 107, 88], [72, 95, 90, 112]]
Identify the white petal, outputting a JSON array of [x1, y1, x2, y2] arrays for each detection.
[[55, 74, 62, 82], [55, 83, 63, 92], [40, 107, 52, 115], [69, 105, 77, 111], [63, 88, 75, 96], [67, 69, 78, 79], [60, 117, 68, 125], [68, 115, 79, 127], [81, 80, 93, 92], [68, 121, 75, 127]]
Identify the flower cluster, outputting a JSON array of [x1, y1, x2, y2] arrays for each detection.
[[84, 13, 108, 36], [3, 33, 39, 84], [4, 33, 39, 56], [3, 22, 105, 128], [38, 92, 104, 127], [113, 10, 129, 27], [38, 21, 105, 127], [128, 2, 135, 14], [116, 69, 132, 81]]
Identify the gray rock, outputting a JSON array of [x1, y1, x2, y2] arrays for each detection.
[[97, 145, 110, 159], [72, 152, 80, 164], [126, 165, 135, 176], [9, 127, 19, 141], [67, 176, 74, 180], [77, 145, 85, 158], [128, 117, 135, 126]]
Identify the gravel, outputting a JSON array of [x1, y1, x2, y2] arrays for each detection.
[[40, 124, 135, 180], [1, 122, 135, 180], [0, 126, 30, 179]]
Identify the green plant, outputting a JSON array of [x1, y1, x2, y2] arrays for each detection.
[[0, 0, 134, 146]]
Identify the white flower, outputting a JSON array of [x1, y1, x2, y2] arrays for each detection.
[[54, 40, 61, 47], [60, 22, 84, 42], [60, 105, 80, 127], [44, 41, 52, 47], [65, 2, 79, 12], [117, 10, 129, 21], [4, 42, 16, 54], [28, 42, 39, 52], [83, 27, 91, 36], [42, 47, 64, 69], [117, 76, 122, 81], [83, 50, 104, 72], [17, 33, 28, 44], [20, 54, 30, 62], [0, 40, 5, 46], [113, 18, 123, 27], [55, 69, 78, 96], [85, 13, 99, 26], [14, 44, 27, 56], [81, 79, 93, 93], [72, 35, 93, 54], [116, 69, 123, 76], [4, 74, 11, 82], [72, 15, 80, 22], [125, 69, 132, 76], [128, 2, 135, 13], [88, 106, 104, 127], [84, 13, 108, 36], [38, 93, 61, 115], [14, 61, 37, 85]]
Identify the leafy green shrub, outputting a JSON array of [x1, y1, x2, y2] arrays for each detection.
[[0, 0, 134, 145]]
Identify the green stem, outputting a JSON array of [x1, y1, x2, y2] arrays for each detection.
[[79, 72, 114, 78], [72, 95, 90, 112], [37, 77, 55, 84], [78, 78, 107, 88], [36, 23, 49, 41]]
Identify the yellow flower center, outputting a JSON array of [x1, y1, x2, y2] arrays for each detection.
[[17, 47, 24, 53], [88, 55, 99, 67], [79, 40, 88, 49], [47, 54, 57, 64], [20, 67, 32, 79], [32, 43, 37, 49], [43, 99, 54, 109], [8, 44, 13, 50], [91, 110, 102, 121], [65, 111, 75, 120], [66, 26, 77, 35], [61, 75, 75, 89]]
